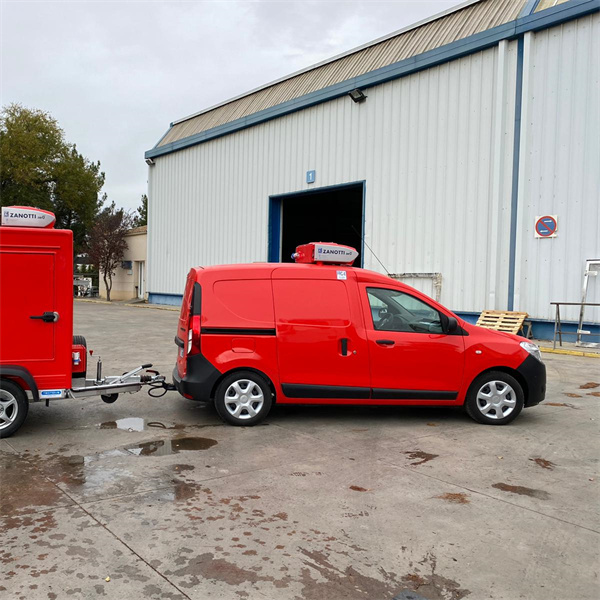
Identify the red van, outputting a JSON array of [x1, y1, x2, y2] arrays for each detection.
[[173, 243, 546, 426]]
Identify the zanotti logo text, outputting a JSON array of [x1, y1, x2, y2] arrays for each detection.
[[4, 210, 39, 219], [317, 247, 353, 256]]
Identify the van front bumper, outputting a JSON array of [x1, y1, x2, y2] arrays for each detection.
[[172, 354, 222, 401], [517, 354, 546, 407]]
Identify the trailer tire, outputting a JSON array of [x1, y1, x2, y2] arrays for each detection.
[[72, 335, 87, 380], [73, 335, 87, 347], [0, 379, 29, 439], [101, 393, 118, 404]]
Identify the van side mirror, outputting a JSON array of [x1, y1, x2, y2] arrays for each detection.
[[446, 316, 459, 334]]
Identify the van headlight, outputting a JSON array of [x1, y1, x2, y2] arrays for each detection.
[[520, 341, 542, 362]]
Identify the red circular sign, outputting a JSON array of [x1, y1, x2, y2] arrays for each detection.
[[535, 215, 557, 237]]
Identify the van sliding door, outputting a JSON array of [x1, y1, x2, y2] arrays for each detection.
[[272, 273, 370, 399]]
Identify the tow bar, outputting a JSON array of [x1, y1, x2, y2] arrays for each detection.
[[69, 358, 175, 404]]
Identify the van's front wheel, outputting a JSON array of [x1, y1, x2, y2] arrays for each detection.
[[215, 371, 272, 426], [465, 371, 524, 425]]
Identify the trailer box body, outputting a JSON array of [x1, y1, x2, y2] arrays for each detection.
[[0, 226, 74, 391]]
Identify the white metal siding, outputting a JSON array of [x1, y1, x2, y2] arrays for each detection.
[[148, 43, 519, 315], [514, 13, 600, 322]]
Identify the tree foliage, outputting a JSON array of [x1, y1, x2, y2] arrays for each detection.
[[133, 194, 148, 227], [87, 202, 133, 301], [0, 104, 105, 252]]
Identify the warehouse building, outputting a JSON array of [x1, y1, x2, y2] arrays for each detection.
[[145, 0, 599, 340]]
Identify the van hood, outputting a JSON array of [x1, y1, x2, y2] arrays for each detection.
[[463, 321, 523, 344]]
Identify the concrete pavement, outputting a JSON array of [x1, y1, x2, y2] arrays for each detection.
[[1, 302, 599, 599]]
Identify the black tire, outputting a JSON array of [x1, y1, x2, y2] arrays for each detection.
[[0, 379, 29, 439], [214, 370, 272, 426], [101, 393, 119, 404], [73, 335, 87, 347], [72, 335, 87, 379], [465, 370, 524, 425]]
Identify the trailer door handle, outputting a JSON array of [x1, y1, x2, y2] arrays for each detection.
[[376, 339, 394, 346], [30, 311, 59, 323]]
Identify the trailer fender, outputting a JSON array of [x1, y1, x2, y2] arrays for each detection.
[[0, 366, 40, 404]]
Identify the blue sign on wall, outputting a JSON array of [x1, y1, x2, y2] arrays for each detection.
[[306, 170, 316, 184], [535, 215, 558, 238]]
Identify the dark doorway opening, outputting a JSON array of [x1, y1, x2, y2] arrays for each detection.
[[270, 182, 364, 265]]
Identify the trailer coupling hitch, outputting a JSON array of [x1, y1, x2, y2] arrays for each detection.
[[70, 362, 176, 402]]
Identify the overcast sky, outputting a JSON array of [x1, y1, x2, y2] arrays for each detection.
[[2, 0, 463, 211]]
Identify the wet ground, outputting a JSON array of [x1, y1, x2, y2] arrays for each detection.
[[1, 301, 599, 600]]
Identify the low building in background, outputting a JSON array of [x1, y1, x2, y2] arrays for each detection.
[[100, 226, 147, 301]]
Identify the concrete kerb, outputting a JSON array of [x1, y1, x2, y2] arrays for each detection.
[[539, 346, 600, 359]]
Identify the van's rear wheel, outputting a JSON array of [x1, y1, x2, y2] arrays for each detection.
[[0, 379, 29, 439], [215, 371, 272, 426], [465, 371, 524, 425]]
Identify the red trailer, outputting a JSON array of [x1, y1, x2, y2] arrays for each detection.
[[0, 206, 165, 438]]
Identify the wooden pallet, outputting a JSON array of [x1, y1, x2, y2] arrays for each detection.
[[476, 310, 529, 335]]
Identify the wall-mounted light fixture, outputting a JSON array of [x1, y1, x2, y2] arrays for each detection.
[[348, 88, 367, 103], [145, 158, 155, 166]]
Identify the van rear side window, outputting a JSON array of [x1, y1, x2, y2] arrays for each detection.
[[212, 280, 274, 325], [273, 280, 351, 326]]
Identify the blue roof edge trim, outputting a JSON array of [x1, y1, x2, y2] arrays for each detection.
[[146, 0, 599, 160], [519, 0, 542, 18]]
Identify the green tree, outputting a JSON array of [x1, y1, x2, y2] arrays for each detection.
[[87, 202, 133, 301], [133, 194, 147, 227], [0, 104, 105, 253]]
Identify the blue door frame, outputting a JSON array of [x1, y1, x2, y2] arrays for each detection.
[[268, 181, 366, 266]]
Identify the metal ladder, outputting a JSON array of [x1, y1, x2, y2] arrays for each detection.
[[576, 259, 600, 347]]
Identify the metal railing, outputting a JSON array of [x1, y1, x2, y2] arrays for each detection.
[[551, 302, 600, 349]]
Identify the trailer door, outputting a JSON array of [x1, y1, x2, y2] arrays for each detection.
[[0, 252, 56, 362]]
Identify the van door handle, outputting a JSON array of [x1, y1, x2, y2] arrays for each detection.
[[341, 338, 349, 356], [376, 339, 394, 346], [30, 311, 59, 323]]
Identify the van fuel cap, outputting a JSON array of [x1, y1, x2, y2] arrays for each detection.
[[292, 242, 358, 265]]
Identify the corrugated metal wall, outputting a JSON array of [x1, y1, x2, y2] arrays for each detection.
[[148, 42, 519, 314], [514, 12, 600, 322], [148, 13, 599, 324]]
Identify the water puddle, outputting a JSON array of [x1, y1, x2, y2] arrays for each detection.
[[125, 437, 218, 456], [53, 438, 217, 487], [99, 418, 185, 432]]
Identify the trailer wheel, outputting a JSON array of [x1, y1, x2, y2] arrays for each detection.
[[0, 379, 29, 439], [73, 335, 87, 347], [72, 335, 87, 379], [214, 370, 272, 426], [101, 393, 118, 404]]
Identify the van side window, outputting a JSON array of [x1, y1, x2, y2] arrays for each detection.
[[366, 288, 443, 334], [273, 280, 351, 326]]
